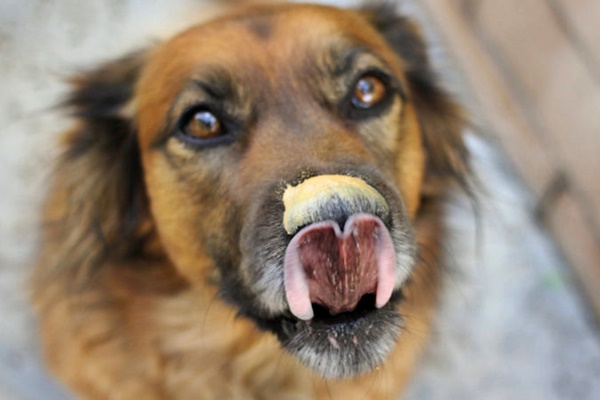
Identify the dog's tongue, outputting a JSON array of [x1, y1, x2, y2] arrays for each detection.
[[283, 214, 396, 320]]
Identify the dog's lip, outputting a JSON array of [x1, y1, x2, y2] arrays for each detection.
[[269, 289, 404, 342], [249, 287, 401, 325], [264, 291, 404, 379]]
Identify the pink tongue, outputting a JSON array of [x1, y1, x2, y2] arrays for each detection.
[[283, 214, 396, 320]]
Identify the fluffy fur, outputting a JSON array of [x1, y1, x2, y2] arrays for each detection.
[[31, 2, 469, 399]]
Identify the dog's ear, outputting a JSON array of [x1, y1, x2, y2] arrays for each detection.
[[46, 51, 150, 280], [362, 3, 470, 192]]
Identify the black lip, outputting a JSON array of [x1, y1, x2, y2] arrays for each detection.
[[245, 290, 405, 379], [254, 290, 404, 340]]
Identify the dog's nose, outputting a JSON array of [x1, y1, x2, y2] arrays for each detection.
[[282, 175, 389, 235], [281, 175, 396, 320]]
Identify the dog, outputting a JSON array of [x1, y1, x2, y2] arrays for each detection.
[[31, 2, 469, 399]]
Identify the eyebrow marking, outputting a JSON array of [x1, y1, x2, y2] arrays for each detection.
[[329, 47, 408, 102], [193, 72, 235, 101], [150, 70, 235, 148], [331, 47, 364, 78], [245, 17, 273, 40]]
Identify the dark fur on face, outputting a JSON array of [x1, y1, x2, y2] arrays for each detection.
[[32, 2, 469, 398], [364, 3, 469, 183]]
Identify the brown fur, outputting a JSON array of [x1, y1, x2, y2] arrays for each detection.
[[31, 3, 468, 399]]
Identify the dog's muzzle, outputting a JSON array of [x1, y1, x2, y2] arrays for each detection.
[[282, 175, 397, 321]]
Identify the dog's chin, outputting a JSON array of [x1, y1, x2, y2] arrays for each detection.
[[252, 292, 404, 379]]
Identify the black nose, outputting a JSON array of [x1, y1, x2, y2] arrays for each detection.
[[282, 174, 390, 236]]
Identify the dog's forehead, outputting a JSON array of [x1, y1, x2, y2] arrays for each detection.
[[148, 5, 391, 78], [136, 4, 398, 143], [193, 5, 381, 46]]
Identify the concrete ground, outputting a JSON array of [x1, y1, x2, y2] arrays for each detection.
[[1, 1, 599, 399]]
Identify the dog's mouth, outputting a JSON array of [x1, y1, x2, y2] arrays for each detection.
[[262, 288, 404, 380], [274, 213, 404, 378], [283, 213, 397, 320], [235, 174, 412, 379]]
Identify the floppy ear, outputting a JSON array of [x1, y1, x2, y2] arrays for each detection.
[[363, 3, 470, 193], [42, 51, 150, 283]]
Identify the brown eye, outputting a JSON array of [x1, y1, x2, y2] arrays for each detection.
[[352, 75, 387, 109], [183, 110, 222, 139]]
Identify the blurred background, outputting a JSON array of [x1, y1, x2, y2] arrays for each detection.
[[0, 0, 599, 399]]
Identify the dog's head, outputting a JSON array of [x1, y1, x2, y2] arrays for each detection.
[[56, 3, 467, 379]]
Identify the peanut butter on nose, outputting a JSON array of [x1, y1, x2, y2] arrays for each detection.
[[282, 175, 389, 235]]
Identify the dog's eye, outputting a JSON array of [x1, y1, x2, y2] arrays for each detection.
[[175, 107, 237, 149], [341, 71, 395, 121], [183, 110, 222, 139], [352, 75, 387, 109]]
